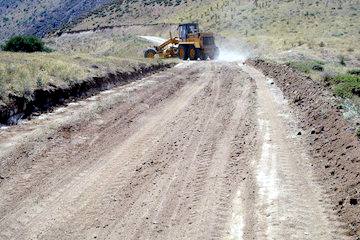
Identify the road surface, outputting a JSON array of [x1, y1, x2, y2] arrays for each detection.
[[0, 61, 348, 239]]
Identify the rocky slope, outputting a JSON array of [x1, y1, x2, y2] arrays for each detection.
[[0, 0, 113, 42]]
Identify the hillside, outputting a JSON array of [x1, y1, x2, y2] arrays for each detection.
[[65, 0, 360, 109], [0, 0, 112, 42], [1, 0, 359, 105], [69, 0, 360, 63]]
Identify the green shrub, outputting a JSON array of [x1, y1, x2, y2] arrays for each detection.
[[2, 35, 49, 53], [348, 69, 360, 76], [338, 55, 346, 66], [312, 64, 324, 71], [332, 74, 360, 98], [357, 128, 360, 138]]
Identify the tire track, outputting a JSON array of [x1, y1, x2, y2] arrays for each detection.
[[238, 64, 349, 240]]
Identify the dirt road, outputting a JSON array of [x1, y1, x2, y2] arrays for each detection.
[[0, 62, 350, 239]]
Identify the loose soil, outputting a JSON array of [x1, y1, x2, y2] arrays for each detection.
[[0, 61, 357, 239], [247, 59, 360, 238]]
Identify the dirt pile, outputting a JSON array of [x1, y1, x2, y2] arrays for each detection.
[[247, 59, 360, 238]]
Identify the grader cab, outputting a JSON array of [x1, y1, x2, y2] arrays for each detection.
[[144, 23, 219, 60]]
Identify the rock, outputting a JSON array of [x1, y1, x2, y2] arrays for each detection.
[[350, 199, 358, 205]]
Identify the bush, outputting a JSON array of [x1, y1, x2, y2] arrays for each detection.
[[312, 64, 324, 71], [348, 69, 360, 76], [338, 55, 346, 66], [332, 74, 360, 98], [2, 35, 49, 53]]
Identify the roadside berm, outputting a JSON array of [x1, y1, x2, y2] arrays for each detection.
[[247, 59, 360, 237]]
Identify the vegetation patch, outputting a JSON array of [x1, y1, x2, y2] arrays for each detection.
[[286, 60, 324, 74], [0, 52, 171, 105], [285, 60, 360, 99], [331, 74, 360, 98], [2, 35, 51, 53], [0, 61, 174, 125], [0, 30, 168, 105], [348, 68, 360, 76]]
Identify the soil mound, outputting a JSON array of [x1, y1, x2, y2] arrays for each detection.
[[247, 59, 360, 238]]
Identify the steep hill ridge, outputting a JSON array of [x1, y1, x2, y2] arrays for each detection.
[[0, 0, 113, 42]]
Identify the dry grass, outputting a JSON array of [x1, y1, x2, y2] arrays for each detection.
[[168, 0, 359, 61], [0, 52, 86, 98], [0, 30, 169, 104], [68, 0, 359, 65]]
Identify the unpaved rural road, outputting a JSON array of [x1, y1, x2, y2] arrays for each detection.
[[0, 62, 349, 239]]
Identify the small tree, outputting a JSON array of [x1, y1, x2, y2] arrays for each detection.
[[2, 35, 48, 53]]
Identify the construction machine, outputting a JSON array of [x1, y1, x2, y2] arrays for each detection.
[[144, 23, 219, 60]]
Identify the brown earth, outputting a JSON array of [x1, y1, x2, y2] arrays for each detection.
[[247, 59, 360, 238], [0, 61, 356, 239]]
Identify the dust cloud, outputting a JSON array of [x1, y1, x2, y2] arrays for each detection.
[[218, 48, 250, 63], [217, 39, 253, 63]]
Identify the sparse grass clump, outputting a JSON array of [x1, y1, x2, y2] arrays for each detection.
[[2, 35, 51, 53], [338, 55, 346, 66], [286, 60, 360, 99], [286, 60, 324, 74]]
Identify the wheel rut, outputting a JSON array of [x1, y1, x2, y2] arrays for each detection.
[[0, 61, 350, 240]]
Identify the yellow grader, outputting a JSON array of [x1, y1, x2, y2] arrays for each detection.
[[144, 23, 219, 60]]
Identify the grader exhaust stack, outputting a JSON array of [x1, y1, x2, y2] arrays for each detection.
[[144, 23, 219, 60]]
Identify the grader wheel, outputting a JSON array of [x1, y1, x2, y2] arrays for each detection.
[[189, 46, 197, 60], [144, 48, 157, 59], [178, 45, 189, 60]]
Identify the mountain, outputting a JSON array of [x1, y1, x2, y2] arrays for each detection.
[[0, 0, 113, 42]]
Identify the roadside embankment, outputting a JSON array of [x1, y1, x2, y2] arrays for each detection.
[[0, 61, 175, 125], [247, 59, 360, 238]]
